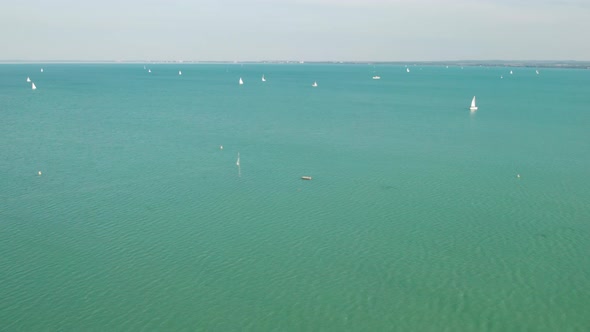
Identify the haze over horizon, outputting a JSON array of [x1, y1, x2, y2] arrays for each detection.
[[2, 0, 589, 62]]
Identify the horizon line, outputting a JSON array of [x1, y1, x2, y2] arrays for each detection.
[[1, 59, 590, 63]]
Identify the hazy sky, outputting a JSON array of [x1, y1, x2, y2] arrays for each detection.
[[2, 0, 589, 61]]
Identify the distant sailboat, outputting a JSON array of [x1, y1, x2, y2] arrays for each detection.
[[239, 77, 244, 85], [536, 69, 539, 75], [372, 75, 381, 80], [40, 68, 44, 73], [178, 70, 182, 75], [312, 81, 318, 87], [469, 96, 478, 112], [261, 75, 266, 82], [406, 67, 410, 73], [26, 77, 31, 82], [236, 152, 240, 166], [31, 82, 37, 90], [510, 70, 513, 75], [148, 69, 151, 73]]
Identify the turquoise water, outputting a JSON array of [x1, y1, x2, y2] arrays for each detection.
[[1, 64, 589, 331]]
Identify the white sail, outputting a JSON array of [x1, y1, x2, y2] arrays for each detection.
[[40, 68, 44, 73], [261, 75, 266, 82], [236, 152, 240, 166], [148, 69, 151, 73], [406, 67, 410, 73], [312, 81, 318, 87], [536, 69, 539, 75], [470, 96, 478, 111], [510, 70, 513, 75], [239, 77, 244, 85], [26, 77, 31, 82], [178, 70, 182, 75], [31, 82, 37, 90]]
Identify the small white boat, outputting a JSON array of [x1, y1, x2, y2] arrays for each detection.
[[40, 68, 44, 73], [148, 69, 151, 73], [312, 81, 318, 87], [406, 67, 410, 73], [178, 70, 182, 75], [239, 77, 244, 85], [236, 152, 240, 166], [469, 96, 478, 112], [261, 75, 266, 82], [372, 75, 381, 80], [31, 82, 37, 90], [301, 176, 312, 180], [536, 69, 539, 75], [510, 70, 513, 75], [26, 77, 31, 82]]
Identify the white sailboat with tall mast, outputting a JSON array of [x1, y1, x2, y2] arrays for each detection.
[[31, 82, 37, 90], [26, 77, 31, 82], [312, 81, 318, 87], [469, 96, 478, 112], [261, 75, 266, 82], [239, 77, 244, 85], [236, 152, 240, 166]]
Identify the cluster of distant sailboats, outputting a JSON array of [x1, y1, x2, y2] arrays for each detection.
[[28, 65, 542, 112], [25, 64, 540, 180], [25, 67, 43, 90]]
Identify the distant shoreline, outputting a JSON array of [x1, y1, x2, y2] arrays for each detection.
[[1, 60, 589, 69]]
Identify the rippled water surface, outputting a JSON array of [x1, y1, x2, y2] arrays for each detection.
[[1, 64, 589, 331]]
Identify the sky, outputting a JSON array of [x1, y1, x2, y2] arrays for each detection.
[[2, 0, 590, 61]]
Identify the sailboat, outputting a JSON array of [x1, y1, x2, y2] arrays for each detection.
[[26, 77, 31, 82], [469, 96, 478, 112], [261, 75, 266, 82], [372, 75, 381, 80], [406, 67, 410, 73], [40, 68, 44, 73], [536, 69, 539, 75], [510, 70, 513, 75], [148, 69, 151, 73], [239, 77, 244, 85], [312, 81, 318, 87], [236, 152, 240, 166], [178, 70, 182, 75], [31, 82, 37, 90]]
